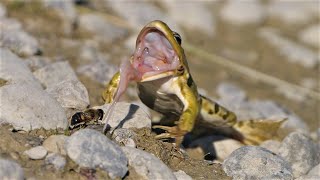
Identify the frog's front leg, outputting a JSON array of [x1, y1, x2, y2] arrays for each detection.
[[154, 79, 200, 146], [102, 71, 120, 103]]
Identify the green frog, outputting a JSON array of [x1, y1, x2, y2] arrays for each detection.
[[73, 20, 284, 146]]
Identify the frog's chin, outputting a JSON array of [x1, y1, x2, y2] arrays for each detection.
[[140, 71, 175, 82]]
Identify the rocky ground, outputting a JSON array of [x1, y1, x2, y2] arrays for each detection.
[[0, 0, 319, 180]]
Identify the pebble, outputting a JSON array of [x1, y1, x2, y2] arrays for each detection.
[[260, 140, 281, 154], [65, 129, 128, 179], [0, 3, 6, 17], [46, 79, 90, 118], [78, 13, 128, 43], [299, 24, 320, 48], [43, 135, 68, 155], [33, 61, 79, 89], [0, 82, 68, 131], [0, 29, 41, 57], [174, 170, 192, 180], [258, 28, 319, 68], [0, 17, 22, 30], [279, 132, 319, 178], [0, 159, 24, 180], [0, 48, 42, 88], [223, 146, 293, 180], [163, 0, 215, 36], [45, 153, 66, 170], [216, 82, 247, 104], [24, 146, 48, 160], [95, 102, 151, 129], [220, 0, 266, 26], [122, 146, 176, 180], [25, 56, 51, 72], [112, 128, 137, 148]]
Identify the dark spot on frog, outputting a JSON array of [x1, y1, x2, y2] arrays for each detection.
[[208, 109, 214, 115]]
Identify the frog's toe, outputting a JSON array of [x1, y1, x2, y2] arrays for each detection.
[[153, 125, 187, 147]]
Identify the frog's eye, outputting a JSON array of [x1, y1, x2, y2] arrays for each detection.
[[173, 32, 182, 45]]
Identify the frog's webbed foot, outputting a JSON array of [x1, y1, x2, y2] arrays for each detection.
[[153, 125, 187, 147]]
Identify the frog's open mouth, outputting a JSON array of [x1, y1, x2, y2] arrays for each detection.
[[132, 28, 180, 81]]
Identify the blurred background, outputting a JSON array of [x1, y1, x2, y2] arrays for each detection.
[[1, 0, 319, 132]]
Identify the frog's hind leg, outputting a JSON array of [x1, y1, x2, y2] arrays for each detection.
[[153, 125, 188, 147]]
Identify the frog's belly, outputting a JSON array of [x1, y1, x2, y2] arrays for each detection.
[[137, 80, 183, 118]]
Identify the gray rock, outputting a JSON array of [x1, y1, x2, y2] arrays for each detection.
[[46, 79, 90, 118], [0, 29, 41, 57], [33, 61, 79, 88], [78, 14, 127, 43], [43, 135, 68, 155], [260, 140, 281, 154], [295, 174, 320, 180], [79, 43, 108, 63], [0, 18, 22, 30], [24, 146, 48, 160], [308, 163, 320, 176], [122, 147, 176, 180], [258, 28, 319, 68], [25, 56, 51, 72], [0, 48, 42, 88], [0, 82, 68, 131], [0, 3, 6, 17], [45, 153, 66, 170], [220, 0, 266, 25], [96, 102, 151, 129], [279, 132, 319, 178], [0, 159, 24, 180], [174, 170, 192, 180], [112, 128, 137, 148], [223, 146, 293, 180], [216, 82, 247, 104], [162, 0, 215, 36], [76, 60, 117, 85], [65, 129, 128, 178], [299, 24, 320, 48]]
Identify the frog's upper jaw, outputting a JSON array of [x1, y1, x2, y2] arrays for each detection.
[[131, 21, 184, 82]]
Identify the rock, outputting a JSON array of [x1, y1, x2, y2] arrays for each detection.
[[0, 82, 68, 131], [174, 170, 192, 180], [78, 14, 128, 43], [220, 0, 266, 25], [188, 136, 242, 161], [0, 18, 22, 30], [308, 163, 320, 176], [79, 43, 108, 63], [122, 147, 176, 180], [25, 56, 51, 72], [24, 146, 48, 160], [162, 0, 215, 36], [260, 140, 281, 154], [33, 61, 79, 89], [0, 159, 24, 180], [112, 128, 137, 148], [258, 28, 319, 68], [46, 80, 90, 118], [95, 102, 151, 129], [223, 146, 293, 180], [295, 175, 320, 180], [0, 29, 41, 57], [45, 153, 66, 170], [216, 82, 247, 104], [279, 132, 319, 178], [0, 48, 42, 88], [65, 129, 128, 178], [76, 60, 117, 85], [0, 3, 6, 17], [299, 24, 320, 48], [43, 135, 68, 155]]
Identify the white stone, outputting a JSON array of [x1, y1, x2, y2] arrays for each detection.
[[174, 170, 192, 180], [0, 18, 22, 30], [299, 24, 320, 48], [260, 140, 281, 154], [220, 0, 266, 25], [0, 3, 6, 17], [43, 135, 68, 155], [45, 153, 66, 170], [24, 146, 48, 160], [0, 159, 24, 180], [112, 128, 137, 148], [122, 147, 176, 180], [308, 163, 320, 176]]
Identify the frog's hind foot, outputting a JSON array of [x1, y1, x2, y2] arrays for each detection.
[[152, 125, 187, 147]]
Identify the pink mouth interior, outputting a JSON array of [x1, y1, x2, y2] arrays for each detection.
[[103, 30, 179, 131]]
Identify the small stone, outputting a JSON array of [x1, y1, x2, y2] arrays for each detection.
[[25, 56, 51, 72], [0, 18, 22, 30], [0, 159, 24, 180], [24, 146, 48, 160], [33, 61, 79, 89], [279, 132, 319, 178], [0, 3, 6, 17], [260, 140, 281, 154], [299, 24, 320, 48], [45, 153, 66, 170], [220, 0, 266, 25], [95, 102, 151, 129], [174, 170, 192, 180], [112, 128, 137, 148], [223, 146, 293, 180], [308, 163, 320, 176], [122, 147, 176, 180], [78, 14, 128, 43], [65, 129, 128, 179], [43, 135, 68, 155]]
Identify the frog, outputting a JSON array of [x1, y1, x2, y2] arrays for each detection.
[[74, 20, 284, 147]]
